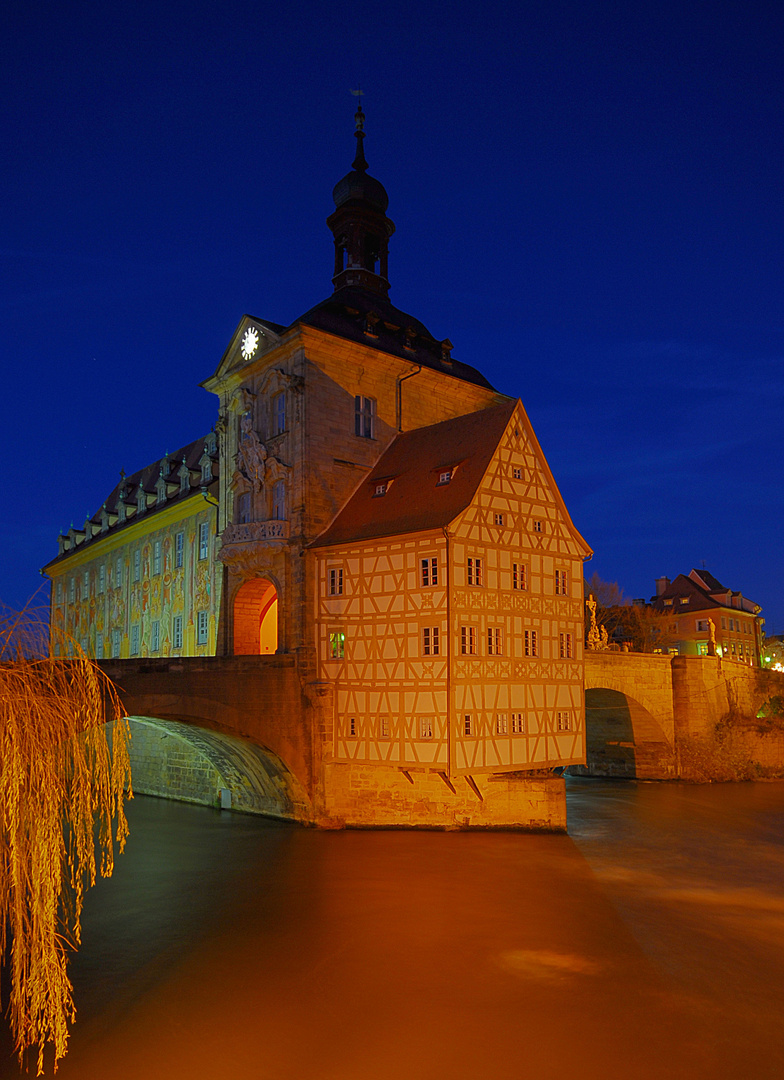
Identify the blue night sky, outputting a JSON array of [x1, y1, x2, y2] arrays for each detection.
[[3, 0, 783, 630]]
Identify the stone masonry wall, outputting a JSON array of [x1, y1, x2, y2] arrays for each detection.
[[317, 763, 566, 830]]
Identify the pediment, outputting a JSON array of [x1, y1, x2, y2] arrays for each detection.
[[202, 314, 285, 389]]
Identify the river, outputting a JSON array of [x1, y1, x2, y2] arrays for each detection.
[[3, 778, 784, 1079]]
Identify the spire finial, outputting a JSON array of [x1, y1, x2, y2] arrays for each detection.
[[349, 87, 368, 172]]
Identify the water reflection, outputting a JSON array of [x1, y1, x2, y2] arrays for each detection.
[[2, 780, 784, 1078]]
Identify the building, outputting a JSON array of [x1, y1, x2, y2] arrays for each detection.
[[44, 106, 591, 821], [651, 569, 764, 665]]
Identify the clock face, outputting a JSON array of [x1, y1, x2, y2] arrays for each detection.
[[241, 327, 260, 360]]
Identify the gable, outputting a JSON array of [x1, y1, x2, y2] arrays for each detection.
[[202, 314, 286, 387]]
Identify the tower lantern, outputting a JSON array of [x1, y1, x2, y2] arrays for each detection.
[[327, 104, 395, 297]]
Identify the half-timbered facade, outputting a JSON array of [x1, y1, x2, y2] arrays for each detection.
[[312, 401, 589, 781]]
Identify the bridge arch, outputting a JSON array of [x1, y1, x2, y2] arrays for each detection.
[[576, 688, 676, 779], [233, 576, 278, 655], [121, 715, 311, 822]]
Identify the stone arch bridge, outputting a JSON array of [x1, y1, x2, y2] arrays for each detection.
[[99, 654, 328, 825], [582, 652, 784, 778], [99, 652, 784, 823]]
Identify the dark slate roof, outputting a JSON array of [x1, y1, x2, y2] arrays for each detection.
[[289, 286, 495, 391], [652, 571, 761, 615], [310, 401, 517, 548], [44, 435, 218, 569]]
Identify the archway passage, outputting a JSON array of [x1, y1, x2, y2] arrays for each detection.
[[121, 716, 309, 821], [233, 578, 278, 655], [576, 688, 675, 779]]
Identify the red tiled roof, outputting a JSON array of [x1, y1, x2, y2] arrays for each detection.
[[310, 401, 517, 548]]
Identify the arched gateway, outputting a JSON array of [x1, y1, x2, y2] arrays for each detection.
[[233, 578, 278, 655]]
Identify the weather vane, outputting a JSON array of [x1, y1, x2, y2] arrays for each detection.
[[350, 85, 365, 130]]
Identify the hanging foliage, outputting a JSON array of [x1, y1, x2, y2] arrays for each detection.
[[0, 603, 131, 1074]]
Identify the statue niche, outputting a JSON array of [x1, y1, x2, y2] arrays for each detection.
[[235, 412, 267, 494]]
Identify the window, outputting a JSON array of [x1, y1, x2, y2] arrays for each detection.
[[111, 630, 121, 659], [95, 636, 104, 660], [487, 627, 503, 655], [153, 541, 162, 575], [555, 569, 568, 596], [348, 717, 357, 737], [130, 624, 140, 656], [115, 558, 123, 588], [373, 481, 388, 497], [199, 522, 210, 560], [272, 481, 285, 521], [533, 520, 542, 533], [328, 568, 343, 596], [173, 616, 183, 650], [84, 569, 89, 593], [329, 631, 345, 659], [201, 459, 212, 484], [559, 632, 573, 659], [464, 715, 473, 736], [461, 626, 477, 655], [513, 562, 527, 590], [133, 550, 141, 582], [55, 581, 63, 604], [467, 557, 483, 586], [494, 513, 505, 526], [697, 642, 709, 656], [513, 467, 522, 480], [496, 714, 508, 735], [423, 627, 440, 656], [152, 621, 160, 652], [721, 617, 727, 630], [69, 577, 75, 603], [419, 717, 433, 739], [524, 629, 538, 657], [663, 598, 673, 606], [679, 597, 689, 605], [512, 713, 525, 734], [421, 558, 438, 587], [354, 395, 374, 438], [696, 619, 709, 632], [197, 611, 208, 645], [556, 710, 571, 731], [378, 716, 390, 739], [98, 564, 106, 594], [175, 532, 184, 569], [238, 492, 251, 524], [273, 392, 286, 436], [437, 469, 452, 485]]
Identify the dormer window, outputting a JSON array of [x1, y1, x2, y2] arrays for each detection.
[[663, 598, 673, 606], [364, 313, 379, 337], [178, 459, 190, 493], [373, 481, 390, 497], [404, 328, 416, 351], [441, 339, 453, 364], [156, 475, 168, 506], [438, 470, 453, 486], [136, 489, 146, 516], [199, 453, 213, 485]]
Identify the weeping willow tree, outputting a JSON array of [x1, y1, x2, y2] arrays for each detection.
[[0, 604, 131, 1074]]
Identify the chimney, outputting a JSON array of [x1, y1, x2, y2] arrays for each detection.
[[655, 576, 670, 597]]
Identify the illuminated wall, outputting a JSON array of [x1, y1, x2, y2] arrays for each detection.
[[49, 499, 221, 659], [314, 403, 589, 777]]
